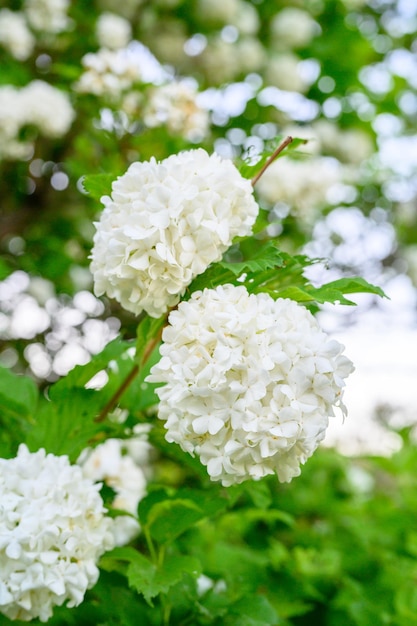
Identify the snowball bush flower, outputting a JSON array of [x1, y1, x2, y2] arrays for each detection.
[[90, 149, 259, 317], [147, 285, 354, 486], [0, 445, 114, 622]]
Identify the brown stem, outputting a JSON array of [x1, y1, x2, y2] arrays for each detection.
[[95, 317, 167, 423], [251, 136, 293, 187]]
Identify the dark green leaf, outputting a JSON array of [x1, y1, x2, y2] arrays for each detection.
[[101, 547, 200, 606], [145, 498, 205, 544], [0, 366, 38, 419], [82, 173, 119, 201], [220, 242, 284, 276], [228, 595, 279, 625]]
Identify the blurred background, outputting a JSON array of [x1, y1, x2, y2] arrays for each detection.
[[0, 0, 416, 455]]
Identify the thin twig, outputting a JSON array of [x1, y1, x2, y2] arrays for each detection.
[[95, 317, 167, 423], [251, 136, 293, 187]]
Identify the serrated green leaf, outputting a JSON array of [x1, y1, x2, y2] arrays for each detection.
[[25, 389, 122, 461], [220, 242, 284, 276], [146, 499, 204, 544], [0, 366, 38, 419], [100, 547, 200, 606], [317, 277, 387, 299], [82, 173, 118, 201]]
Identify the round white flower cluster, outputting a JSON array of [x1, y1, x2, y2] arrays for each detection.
[[147, 285, 354, 486], [0, 82, 74, 161], [75, 48, 144, 98], [0, 9, 35, 60], [24, 0, 70, 34], [0, 445, 114, 622], [255, 155, 343, 223], [90, 149, 259, 317], [96, 12, 132, 50], [80, 438, 149, 547], [143, 81, 209, 142]]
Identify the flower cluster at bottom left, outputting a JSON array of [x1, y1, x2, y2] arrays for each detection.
[[0, 445, 115, 622]]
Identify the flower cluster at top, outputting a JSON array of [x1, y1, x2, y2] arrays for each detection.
[[90, 149, 259, 318], [0, 445, 114, 622], [147, 285, 354, 486]]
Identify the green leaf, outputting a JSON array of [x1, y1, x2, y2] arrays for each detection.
[[136, 314, 167, 368], [25, 388, 115, 461], [220, 242, 285, 276], [243, 480, 272, 510], [0, 366, 38, 419], [315, 277, 387, 300], [146, 498, 205, 544], [228, 595, 279, 625], [139, 487, 229, 544], [50, 338, 130, 397], [100, 547, 201, 606], [82, 173, 119, 201]]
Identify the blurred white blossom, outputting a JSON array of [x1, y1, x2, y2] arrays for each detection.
[[23, 81, 75, 138], [255, 155, 344, 223], [0, 81, 74, 160], [147, 285, 354, 486], [143, 81, 209, 141], [96, 12, 132, 50], [76, 47, 145, 97], [91, 149, 259, 317], [0, 10, 35, 60], [264, 53, 312, 93], [0, 445, 114, 622], [24, 0, 70, 34], [270, 8, 318, 49]]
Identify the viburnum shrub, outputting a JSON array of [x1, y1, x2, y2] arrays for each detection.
[[0, 139, 385, 624]]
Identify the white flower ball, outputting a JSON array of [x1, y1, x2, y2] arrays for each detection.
[[147, 285, 354, 486], [96, 12, 132, 50], [0, 445, 114, 622], [90, 149, 259, 318]]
